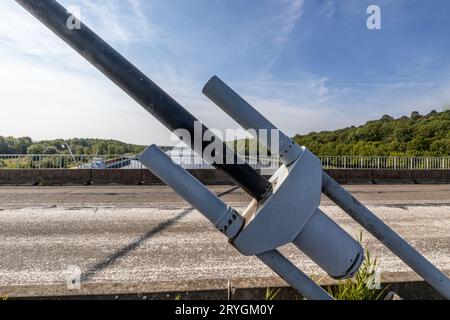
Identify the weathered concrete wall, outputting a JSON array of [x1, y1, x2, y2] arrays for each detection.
[[327, 169, 450, 184], [0, 169, 92, 186], [0, 170, 40, 186], [38, 169, 92, 186], [91, 169, 142, 185], [0, 169, 449, 185], [142, 169, 235, 185]]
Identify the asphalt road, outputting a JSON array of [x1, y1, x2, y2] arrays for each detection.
[[0, 185, 449, 296]]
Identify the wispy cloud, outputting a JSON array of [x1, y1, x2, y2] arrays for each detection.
[[273, 0, 305, 45], [0, 2, 70, 58], [320, 0, 336, 18], [75, 0, 160, 46], [342, 81, 436, 89], [261, 0, 305, 77], [1, 0, 161, 69], [0, 1, 171, 145]]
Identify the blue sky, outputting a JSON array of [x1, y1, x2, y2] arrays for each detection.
[[1, 0, 450, 145]]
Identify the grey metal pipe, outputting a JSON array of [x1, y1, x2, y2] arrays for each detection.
[[204, 76, 363, 279], [139, 144, 243, 239], [322, 172, 450, 299], [293, 208, 364, 279], [14, 0, 271, 201], [139, 145, 333, 299], [204, 76, 450, 298], [203, 76, 301, 165], [257, 250, 333, 300]]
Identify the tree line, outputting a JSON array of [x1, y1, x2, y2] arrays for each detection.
[[1, 110, 449, 157], [293, 110, 450, 157], [233, 110, 450, 157], [0, 137, 146, 155]]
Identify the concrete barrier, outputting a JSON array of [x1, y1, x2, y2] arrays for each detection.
[[142, 169, 236, 185], [0, 170, 40, 186], [0, 169, 449, 186], [38, 169, 92, 186], [326, 169, 450, 184], [188, 169, 235, 185], [91, 169, 142, 185], [325, 169, 374, 184], [141, 169, 161, 185]]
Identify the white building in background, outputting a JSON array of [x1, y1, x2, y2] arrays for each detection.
[[166, 146, 212, 169]]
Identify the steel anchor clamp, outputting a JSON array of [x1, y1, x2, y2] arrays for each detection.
[[139, 144, 334, 299], [203, 76, 363, 279], [232, 147, 363, 279], [140, 141, 363, 279]]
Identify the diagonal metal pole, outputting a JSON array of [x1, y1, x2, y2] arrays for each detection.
[[139, 145, 334, 300], [14, 1, 332, 298], [14, 0, 271, 201], [258, 250, 333, 300], [203, 75, 450, 299], [322, 173, 450, 299]]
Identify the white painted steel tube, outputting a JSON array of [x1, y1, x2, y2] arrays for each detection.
[[293, 209, 364, 279], [322, 172, 450, 299], [203, 76, 301, 165], [203, 76, 450, 298], [204, 76, 363, 279], [139, 144, 244, 239], [258, 250, 333, 300], [140, 144, 334, 300]]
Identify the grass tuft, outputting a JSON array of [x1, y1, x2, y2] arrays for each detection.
[[326, 230, 387, 300], [265, 288, 281, 300]]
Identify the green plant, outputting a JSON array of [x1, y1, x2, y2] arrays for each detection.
[[292, 109, 450, 157], [326, 231, 387, 300], [174, 294, 182, 300], [265, 288, 280, 300]]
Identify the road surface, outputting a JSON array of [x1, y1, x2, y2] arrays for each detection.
[[0, 185, 449, 296]]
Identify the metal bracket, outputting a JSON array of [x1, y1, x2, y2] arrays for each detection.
[[233, 147, 321, 255]]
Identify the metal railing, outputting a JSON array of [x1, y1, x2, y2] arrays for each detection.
[[319, 156, 450, 170], [0, 154, 449, 170], [0, 154, 279, 170], [0, 154, 140, 170]]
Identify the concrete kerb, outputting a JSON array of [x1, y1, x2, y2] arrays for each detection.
[[2, 270, 448, 300]]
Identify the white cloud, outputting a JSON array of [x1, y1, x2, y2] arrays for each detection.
[[0, 1, 172, 145], [262, 0, 305, 77], [198, 73, 348, 137], [2, 0, 448, 147], [0, 2, 72, 59], [0, 54, 172, 145], [275, 0, 304, 44], [74, 0, 159, 45], [320, 0, 336, 18]]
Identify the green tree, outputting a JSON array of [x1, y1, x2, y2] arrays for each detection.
[[292, 110, 450, 156], [27, 144, 44, 154], [411, 111, 421, 120], [43, 146, 58, 154]]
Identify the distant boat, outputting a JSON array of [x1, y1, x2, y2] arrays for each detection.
[[80, 156, 134, 169], [79, 157, 106, 169], [62, 142, 133, 169]]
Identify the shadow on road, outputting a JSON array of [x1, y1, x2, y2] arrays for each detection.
[[80, 185, 239, 282]]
